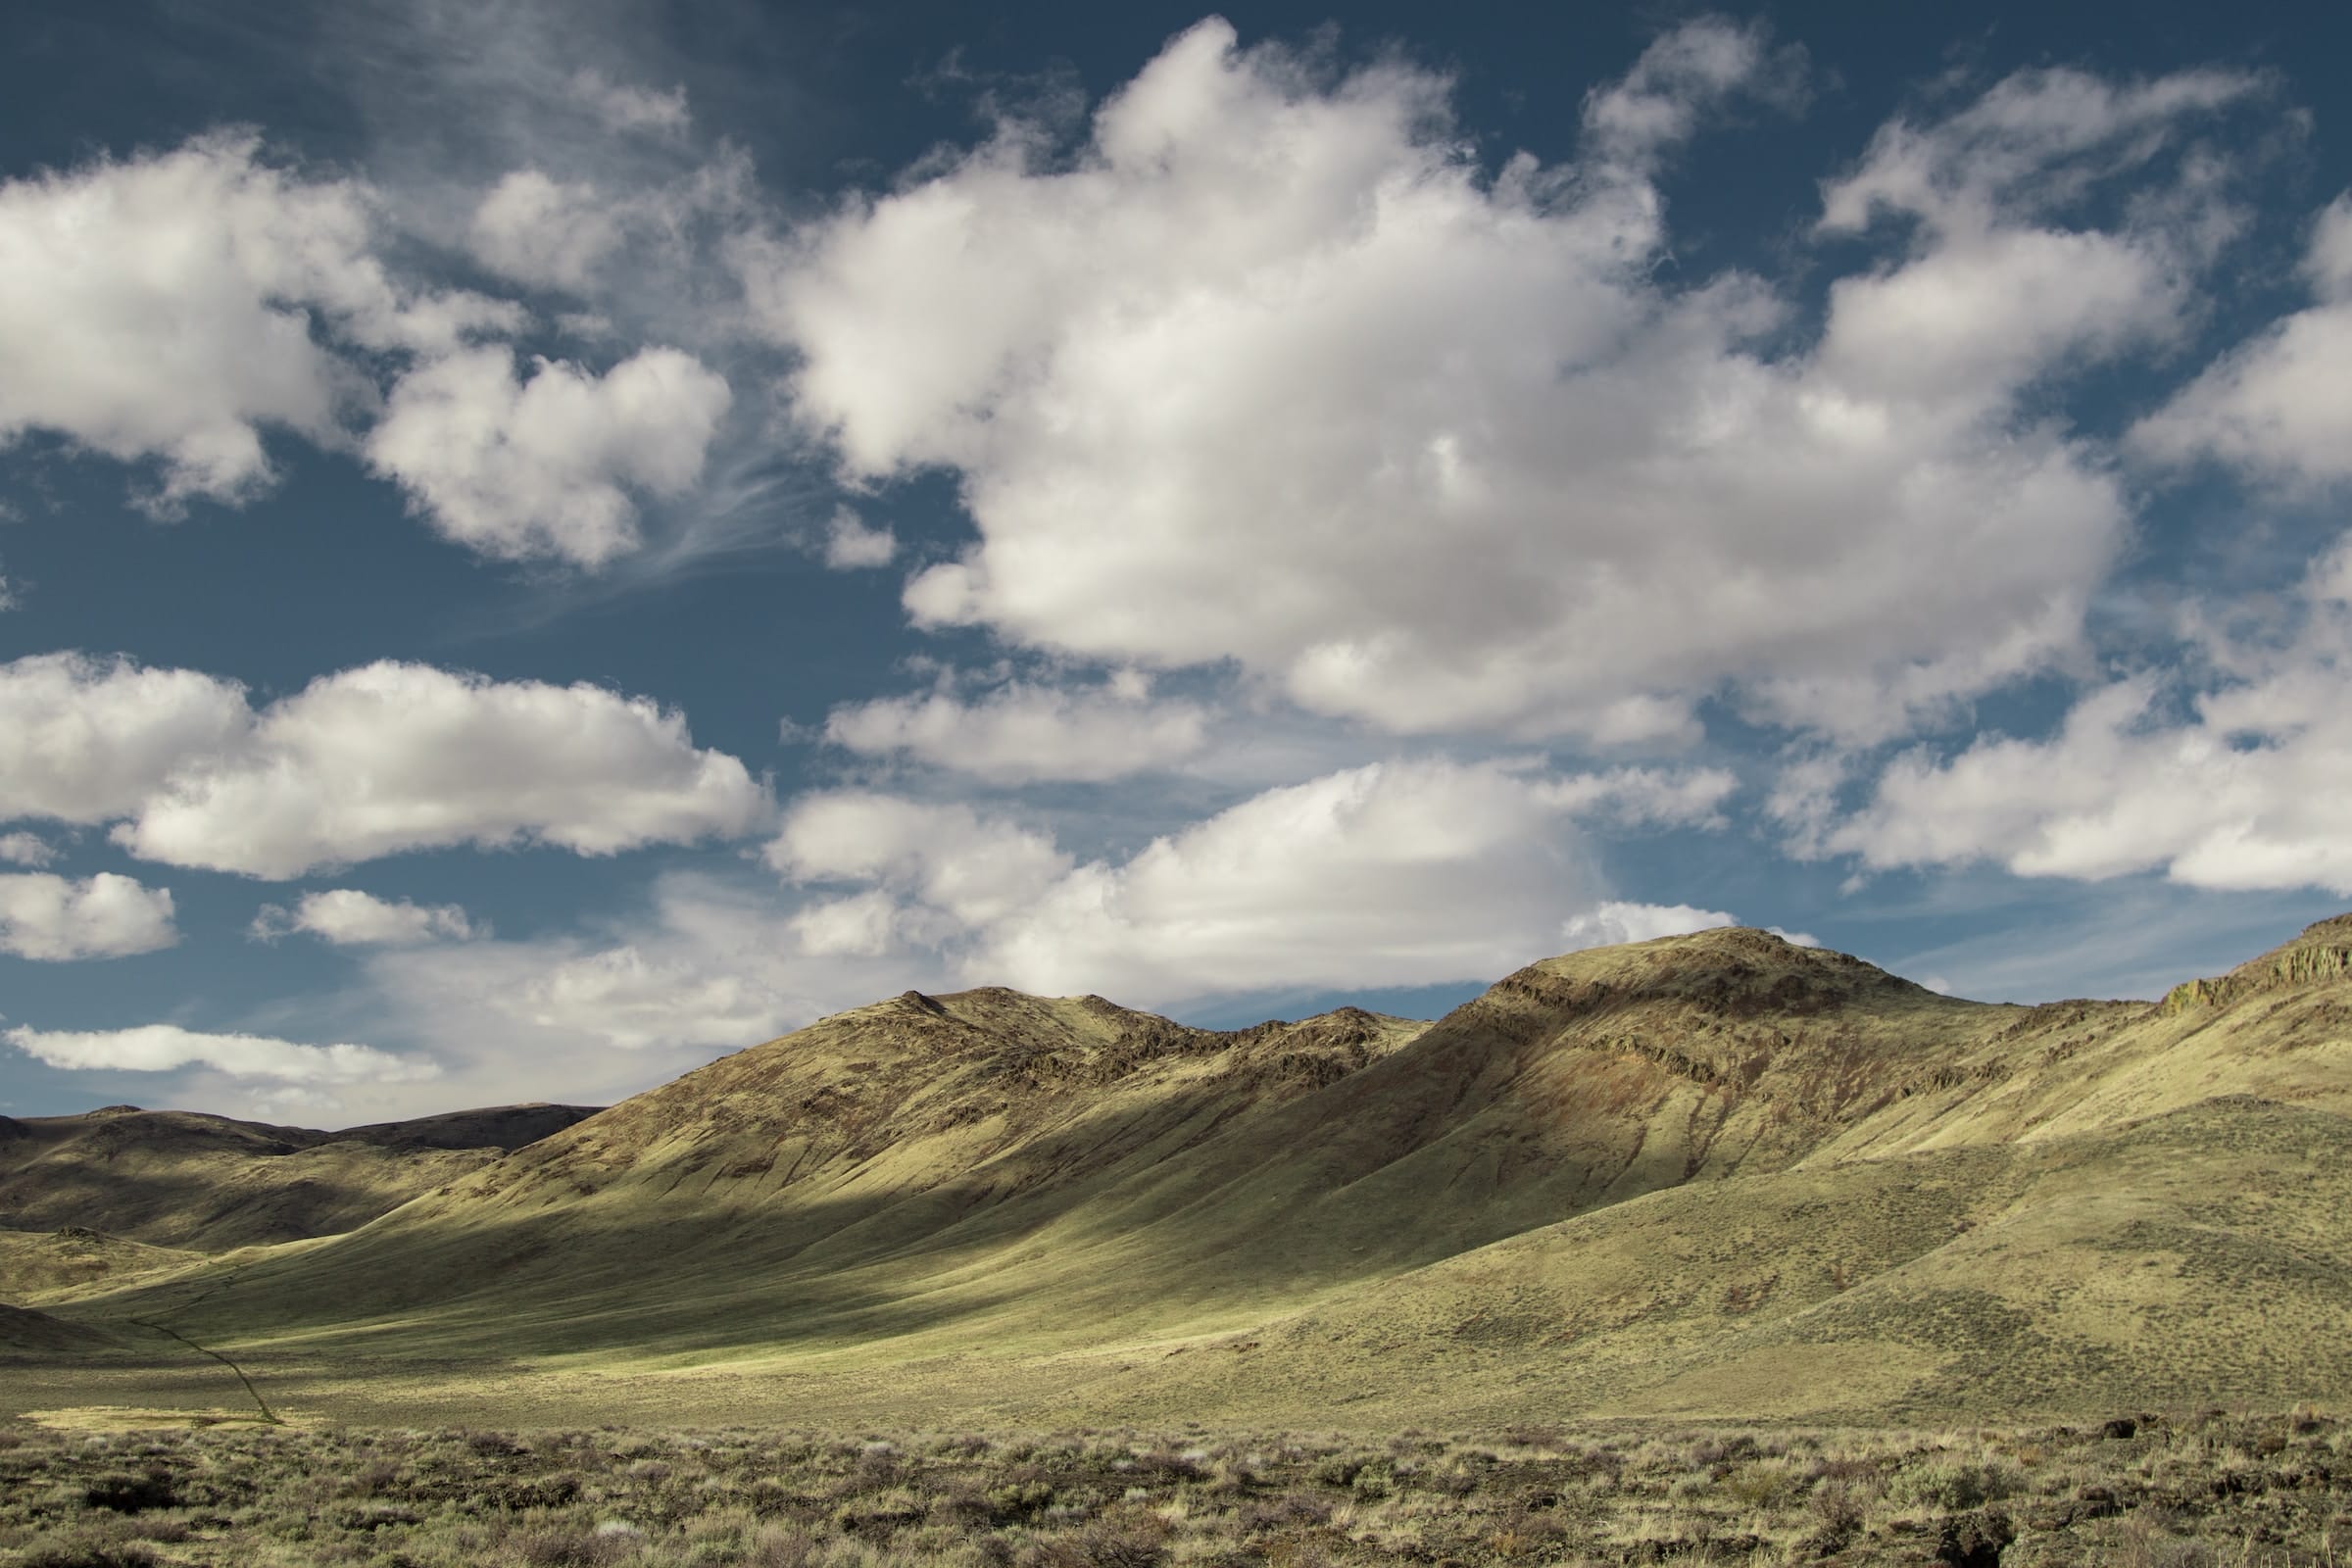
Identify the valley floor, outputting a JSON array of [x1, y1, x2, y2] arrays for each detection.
[[1, 1406, 2345, 1567]]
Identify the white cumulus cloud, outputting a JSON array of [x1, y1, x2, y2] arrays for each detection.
[[1827, 536, 2352, 896], [368, 345, 733, 566], [502, 945, 784, 1053], [821, 508, 898, 569], [1560, 901, 1738, 950], [467, 171, 627, 293], [0, 832, 56, 867], [0, 872, 177, 959], [358, 875, 864, 1068], [743, 24, 2250, 744], [253, 889, 476, 946], [1558, 901, 1818, 951], [0, 654, 251, 823], [116, 661, 769, 877], [769, 793, 1072, 933], [771, 757, 1738, 1007], [6, 1023, 436, 1084], [0, 131, 515, 512], [2133, 192, 2352, 486], [0, 654, 767, 878]]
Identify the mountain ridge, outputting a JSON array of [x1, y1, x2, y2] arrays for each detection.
[[8, 917, 2351, 1429]]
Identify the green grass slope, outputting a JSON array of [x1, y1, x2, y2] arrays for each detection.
[[0, 1226, 206, 1304], [1102, 1095, 2352, 1427]]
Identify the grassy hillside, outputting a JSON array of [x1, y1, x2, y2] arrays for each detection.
[[0, 1227, 204, 1305], [14, 917, 2352, 1429], [0, 1102, 599, 1251], [1108, 1096, 2352, 1428]]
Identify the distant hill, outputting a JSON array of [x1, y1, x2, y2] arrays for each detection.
[[328, 1103, 607, 1152], [14, 918, 2352, 1428], [0, 1102, 600, 1251]]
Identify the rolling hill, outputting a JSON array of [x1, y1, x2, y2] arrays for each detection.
[[10, 917, 2352, 1429], [0, 1102, 600, 1312]]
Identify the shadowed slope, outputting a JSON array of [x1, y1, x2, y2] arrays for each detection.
[[120, 995, 1432, 1350], [329, 1104, 605, 1152], [0, 1102, 600, 1251], [0, 1301, 120, 1354]]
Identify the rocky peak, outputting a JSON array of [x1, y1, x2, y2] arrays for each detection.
[[2160, 912, 2352, 1012], [1514, 925, 1932, 1020]]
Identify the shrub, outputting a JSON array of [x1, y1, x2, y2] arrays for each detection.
[[508, 1523, 630, 1567], [80, 1471, 180, 1514], [1719, 1460, 1794, 1509], [1135, 1448, 1204, 1482], [1886, 1457, 2018, 1513], [1807, 1479, 1866, 1540], [983, 1480, 1057, 1523], [1240, 1493, 1332, 1534], [1021, 1519, 1170, 1568], [17, 1531, 161, 1568], [1306, 1453, 1364, 1488]]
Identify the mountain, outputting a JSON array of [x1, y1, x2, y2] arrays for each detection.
[[12, 918, 2352, 1429]]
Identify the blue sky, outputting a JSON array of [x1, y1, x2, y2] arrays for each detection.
[[4, 0, 2351, 1124]]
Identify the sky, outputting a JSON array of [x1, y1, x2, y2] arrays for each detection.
[[4, 0, 2352, 1126]]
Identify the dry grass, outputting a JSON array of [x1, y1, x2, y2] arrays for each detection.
[[12, 922, 2352, 1439], [1, 1407, 2347, 1567]]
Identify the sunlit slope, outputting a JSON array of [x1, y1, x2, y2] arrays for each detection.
[[1807, 913, 2352, 1160], [0, 1226, 205, 1304], [62, 915, 2352, 1422], [1102, 1094, 2352, 1425]]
